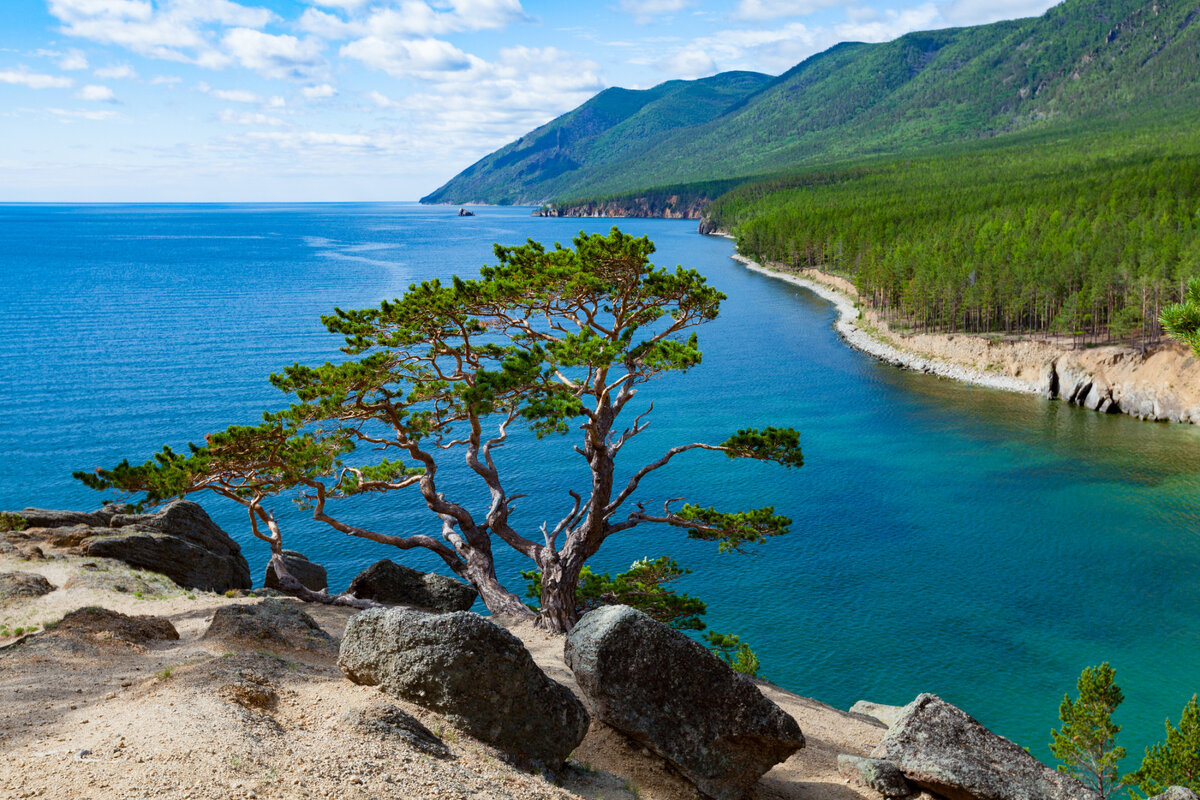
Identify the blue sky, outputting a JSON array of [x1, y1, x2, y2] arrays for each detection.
[[1, 0, 1058, 201]]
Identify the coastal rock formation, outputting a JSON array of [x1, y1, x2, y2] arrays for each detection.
[[264, 550, 328, 594], [345, 559, 476, 612], [849, 700, 904, 728], [0, 572, 55, 603], [1150, 789, 1200, 800], [837, 755, 914, 798], [202, 600, 334, 653], [563, 604, 806, 800], [871, 693, 1098, 800], [339, 607, 588, 768], [535, 194, 710, 220], [738, 257, 1200, 425], [8, 500, 251, 593], [341, 701, 453, 759], [52, 607, 179, 645]]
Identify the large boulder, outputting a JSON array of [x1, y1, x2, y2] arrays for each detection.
[[871, 694, 1099, 800], [0, 572, 56, 603], [338, 607, 588, 768], [838, 754, 915, 798], [74, 501, 251, 592], [563, 605, 805, 800], [345, 559, 476, 612], [202, 600, 334, 653], [264, 550, 328, 593], [1150, 789, 1200, 800]]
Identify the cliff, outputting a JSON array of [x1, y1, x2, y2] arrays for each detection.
[[736, 254, 1200, 424], [534, 194, 709, 220]]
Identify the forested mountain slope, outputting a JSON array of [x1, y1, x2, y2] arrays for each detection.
[[420, 71, 772, 205], [423, 0, 1200, 205]]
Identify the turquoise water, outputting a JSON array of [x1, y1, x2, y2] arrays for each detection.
[[2, 203, 1198, 763]]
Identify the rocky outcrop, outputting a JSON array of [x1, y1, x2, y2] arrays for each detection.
[[871, 693, 1098, 800], [264, 550, 328, 594], [202, 600, 334, 652], [52, 607, 179, 645], [341, 701, 453, 758], [849, 700, 904, 728], [738, 258, 1200, 425], [563, 605, 805, 800], [1150, 789, 1200, 800], [0, 572, 55, 603], [8, 501, 251, 593], [535, 194, 710, 220], [339, 607, 588, 768], [837, 754, 914, 798], [345, 559, 476, 612]]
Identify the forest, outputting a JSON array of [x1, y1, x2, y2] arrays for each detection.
[[705, 110, 1200, 349]]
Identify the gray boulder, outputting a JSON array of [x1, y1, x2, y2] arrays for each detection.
[[15, 503, 129, 530], [202, 599, 333, 653], [0, 572, 56, 603], [838, 754, 914, 798], [850, 700, 905, 728], [345, 559, 476, 612], [338, 607, 588, 768], [264, 550, 328, 593], [78, 501, 251, 592], [1150, 790, 1200, 800], [872, 694, 1099, 800], [563, 605, 805, 800]]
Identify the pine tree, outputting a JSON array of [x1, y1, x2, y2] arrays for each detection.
[[1050, 663, 1126, 798], [1126, 695, 1200, 797]]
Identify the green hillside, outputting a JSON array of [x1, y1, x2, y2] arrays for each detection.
[[422, 0, 1200, 205], [420, 71, 772, 205]]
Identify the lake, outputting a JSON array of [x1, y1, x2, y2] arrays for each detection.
[[2, 202, 1198, 762]]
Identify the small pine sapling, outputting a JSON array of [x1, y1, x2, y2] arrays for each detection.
[[1050, 662, 1126, 799]]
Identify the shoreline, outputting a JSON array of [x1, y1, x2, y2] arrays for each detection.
[[728, 255, 1045, 396]]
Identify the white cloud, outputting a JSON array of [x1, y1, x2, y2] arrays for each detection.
[[302, 83, 337, 99], [77, 83, 117, 101], [735, 0, 844, 20], [47, 107, 119, 121], [151, 74, 182, 84], [661, 46, 715, 79], [367, 89, 400, 109], [617, 0, 689, 24], [47, 0, 276, 66], [246, 130, 377, 149], [222, 28, 325, 79], [341, 36, 473, 76], [95, 63, 138, 79], [219, 108, 285, 125], [938, 0, 1056, 26], [0, 68, 74, 89], [303, 0, 530, 41], [836, 4, 942, 43], [59, 48, 90, 70], [198, 81, 262, 103], [306, 0, 370, 8]]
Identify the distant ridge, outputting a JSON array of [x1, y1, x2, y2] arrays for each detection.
[[422, 0, 1200, 206]]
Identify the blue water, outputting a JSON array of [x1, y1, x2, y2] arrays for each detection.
[[2, 203, 1199, 765]]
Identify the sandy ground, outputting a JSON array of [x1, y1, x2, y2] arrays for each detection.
[[0, 547, 885, 800]]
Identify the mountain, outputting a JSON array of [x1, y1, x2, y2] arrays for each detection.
[[422, 0, 1200, 206]]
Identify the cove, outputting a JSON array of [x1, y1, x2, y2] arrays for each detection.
[[1, 202, 1198, 762]]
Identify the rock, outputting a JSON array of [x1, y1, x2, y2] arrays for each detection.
[[345, 559, 476, 612], [342, 701, 452, 758], [63, 561, 179, 597], [52, 607, 179, 644], [0, 572, 56, 602], [339, 607, 588, 768], [850, 700, 905, 728], [78, 501, 252, 592], [16, 505, 122, 529], [1150, 789, 1200, 800], [838, 754, 914, 798], [871, 693, 1098, 800], [202, 600, 334, 653], [563, 605, 805, 800], [264, 550, 328, 593]]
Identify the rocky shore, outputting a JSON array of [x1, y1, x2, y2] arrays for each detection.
[[732, 252, 1200, 425], [10, 501, 1184, 800], [534, 195, 708, 220]]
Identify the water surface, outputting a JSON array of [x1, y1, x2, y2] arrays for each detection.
[[1, 203, 1197, 762]]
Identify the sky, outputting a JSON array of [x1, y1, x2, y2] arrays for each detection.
[[1, 0, 1060, 202]]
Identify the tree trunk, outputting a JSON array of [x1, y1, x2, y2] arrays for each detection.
[[536, 554, 583, 633]]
